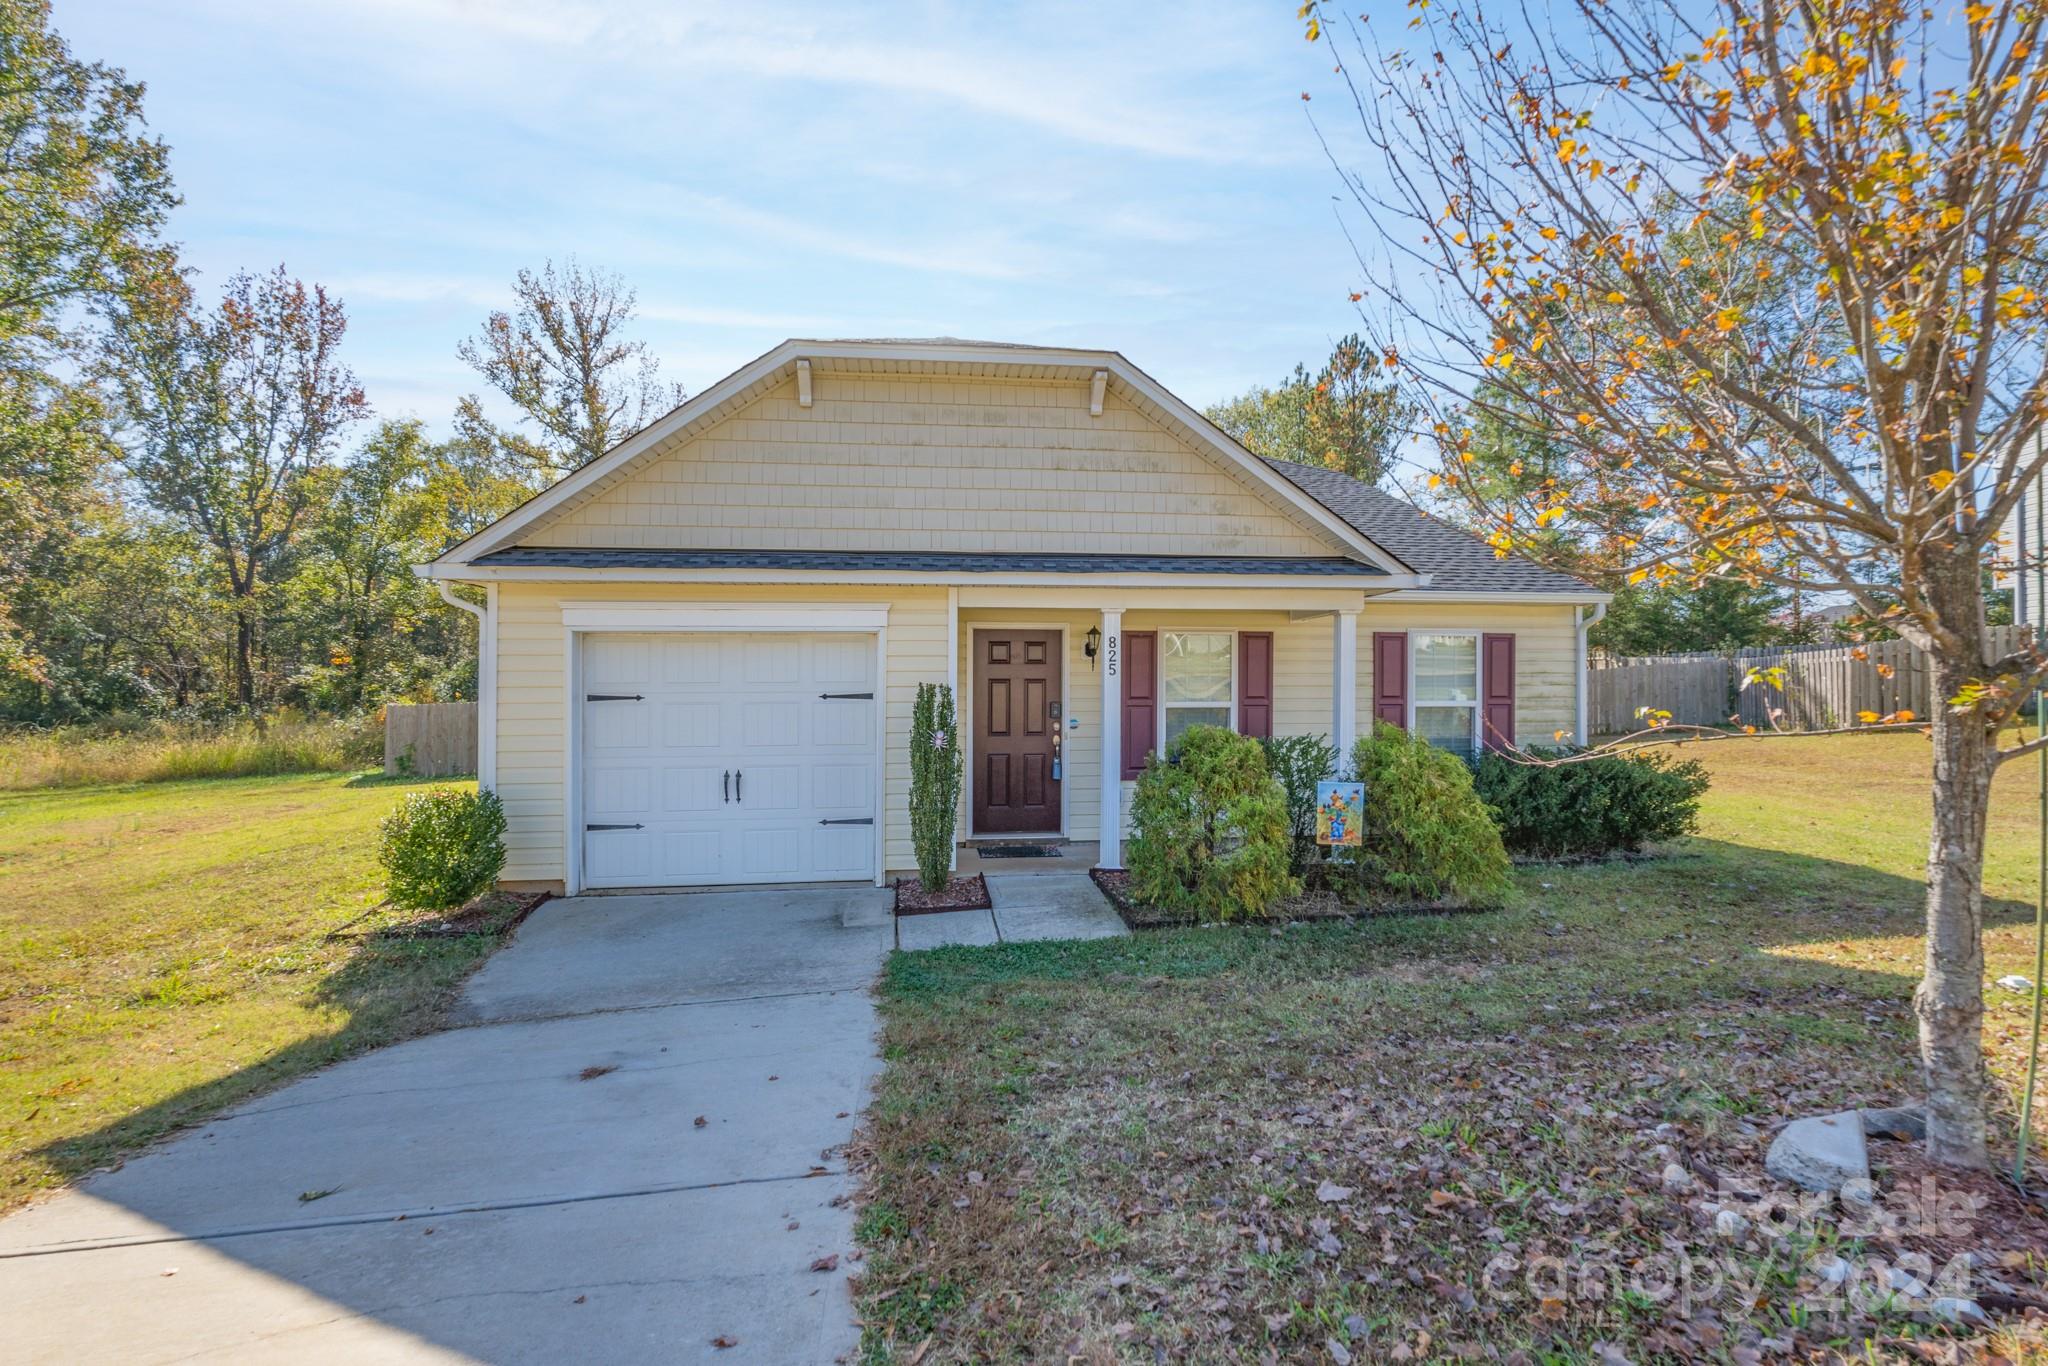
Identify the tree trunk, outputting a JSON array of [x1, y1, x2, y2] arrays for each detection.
[[1918, 560, 1997, 1169], [233, 601, 255, 709]]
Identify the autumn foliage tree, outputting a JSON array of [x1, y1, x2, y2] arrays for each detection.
[[456, 257, 685, 483], [1305, 0, 2048, 1168], [109, 265, 368, 706]]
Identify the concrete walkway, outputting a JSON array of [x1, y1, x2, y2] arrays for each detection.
[[2, 887, 893, 1365], [896, 870, 1127, 950]]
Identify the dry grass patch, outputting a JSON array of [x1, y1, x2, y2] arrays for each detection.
[[855, 734, 2048, 1362], [0, 772, 509, 1209]]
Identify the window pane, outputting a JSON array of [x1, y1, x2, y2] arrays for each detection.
[[1415, 705, 1475, 755], [1414, 634, 1478, 702], [1163, 632, 1233, 704], [1165, 706, 1231, 749]]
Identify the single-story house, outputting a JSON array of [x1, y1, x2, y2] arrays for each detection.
[[418, 338, 1609, 894]]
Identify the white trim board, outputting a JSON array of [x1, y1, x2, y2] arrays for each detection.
[[422, 566, 1422, 594], [558, 602, 890, 631]]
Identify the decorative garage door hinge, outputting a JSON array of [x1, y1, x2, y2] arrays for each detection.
[[585, 823, 644, 831], [818, 692, 873, 700], [818, 817, 874, 825], [585, 693, 643, 701]]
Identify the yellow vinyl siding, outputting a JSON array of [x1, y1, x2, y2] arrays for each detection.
[[498, 589, 1579, 883], [520, 375, 1344, 558], [494, 582, 947, 885], [1359, 600, 1581, 747], [1094, 601, 1579, 838]]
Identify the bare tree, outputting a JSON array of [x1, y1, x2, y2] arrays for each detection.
[[456, 258, 685, 482], [1303, 0, 2048, 1167]]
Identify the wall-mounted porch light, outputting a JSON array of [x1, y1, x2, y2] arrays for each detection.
[[1084, 625, 1102, 669]]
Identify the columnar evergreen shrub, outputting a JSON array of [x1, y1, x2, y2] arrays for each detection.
[[909, 682, 963, 891], [1342, 723, 1511, 905], [378, 787, 506, 911], [1259, 732, 1340, 876], [1473, 748, 1709, 858], [1126, 725, 1298, 921]]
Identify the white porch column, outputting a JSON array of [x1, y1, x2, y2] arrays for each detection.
[[1332, 608, 1360, 767], [946, 587, 960, 873], [1098, 608, 1124, 869]]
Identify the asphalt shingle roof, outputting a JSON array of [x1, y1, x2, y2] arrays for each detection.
[[471, 547, 1388, 577], [1262, 458, 1600, 595]]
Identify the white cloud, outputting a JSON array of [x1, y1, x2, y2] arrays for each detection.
[[257, 0, 1283, 164]]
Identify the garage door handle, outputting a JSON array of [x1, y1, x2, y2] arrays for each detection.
[[734, 770, 742, 802], [586, 823, 643, 831], [586, 693, 643, 702], [722, 770, 730, 803], [819, 817, 873, 825], [818, 692, 873, 700]]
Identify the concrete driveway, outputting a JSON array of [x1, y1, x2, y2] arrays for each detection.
[[1, 887, 893, 1364]]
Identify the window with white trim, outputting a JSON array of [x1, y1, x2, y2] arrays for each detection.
[[1412, 632, 1479, 756], [1161, 630, 1233, 750]]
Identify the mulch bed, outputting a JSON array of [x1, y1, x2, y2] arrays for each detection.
[[371, 889, 550, 940], [893, 873, 992, 916], [1089, 866, 1483, 930]]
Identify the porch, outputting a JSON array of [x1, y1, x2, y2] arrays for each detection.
[[947, 587, 1365, 873]]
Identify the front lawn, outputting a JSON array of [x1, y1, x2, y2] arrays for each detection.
[[856, 734, 2048, 1361], [0, 772, 506, 1210]]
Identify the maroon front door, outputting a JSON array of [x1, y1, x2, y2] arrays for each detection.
[[974, 630, 1062, 833]]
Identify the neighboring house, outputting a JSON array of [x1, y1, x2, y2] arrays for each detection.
[[419, 339, 1608, 893]]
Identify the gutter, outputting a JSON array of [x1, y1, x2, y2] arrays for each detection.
[[1575, 601, 1608, 745], [434, 582, 497, 793]]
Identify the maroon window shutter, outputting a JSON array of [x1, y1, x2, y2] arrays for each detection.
[[1237, 632, 1273, 739], [1371, 632, 1408, 730], [1482, 633, 1517, 751], [1121, 631, 1157, 779]]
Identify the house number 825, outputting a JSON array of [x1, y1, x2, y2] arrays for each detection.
[[1105, 634, 1118, 677]]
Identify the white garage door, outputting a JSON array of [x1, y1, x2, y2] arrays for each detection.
[[579, 632, 878, 888]]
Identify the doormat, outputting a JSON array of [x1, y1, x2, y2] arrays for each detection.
[[974, 844, 1063, 859]]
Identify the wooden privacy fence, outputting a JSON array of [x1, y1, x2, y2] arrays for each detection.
[[1588, 624, 2030, 736], [383, 702, 478, 777], [1587, 656, 1731, 733]]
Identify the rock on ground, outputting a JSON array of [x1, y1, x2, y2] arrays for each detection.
[[1765, 1111, 1870, 1193]]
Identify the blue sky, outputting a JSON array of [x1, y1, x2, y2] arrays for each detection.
[[58, 0, 1383, 435]]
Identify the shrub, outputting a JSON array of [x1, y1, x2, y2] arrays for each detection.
[[909, 682, 963, 891], [379, 787, 507, 911], [1126, 725, 1299, 921], [1339, 722, 1511, 905], [1473, 748, 1709, 858], [1259, 732, 1340, 876]]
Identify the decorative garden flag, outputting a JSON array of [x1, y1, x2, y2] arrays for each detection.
[[1315, 781, 1364, 847]]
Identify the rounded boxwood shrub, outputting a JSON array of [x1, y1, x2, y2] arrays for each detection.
[[1126, 725, 1298, 922], [379, 787, 507, 911], [1340, 722, 1511, 905], [1473, 748, 1709, 858]]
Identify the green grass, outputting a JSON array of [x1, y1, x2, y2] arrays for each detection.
[[0, 771, 505, 1209], [855, 733, 2048, 1363]]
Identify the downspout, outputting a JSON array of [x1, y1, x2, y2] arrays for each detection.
[[1575, 602, 1608, 746], [435, 581, 496, 793]]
